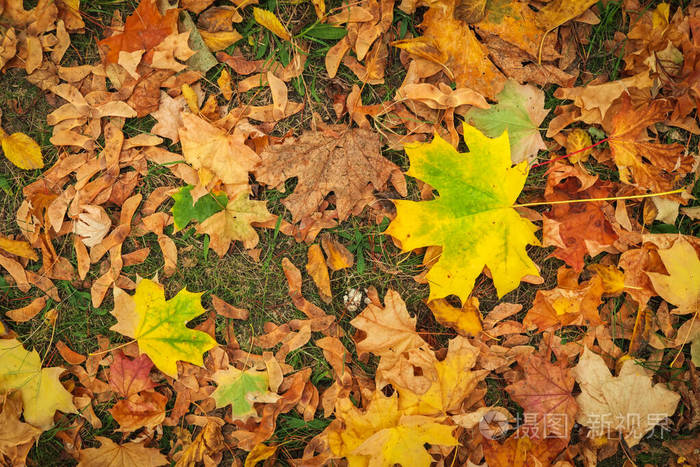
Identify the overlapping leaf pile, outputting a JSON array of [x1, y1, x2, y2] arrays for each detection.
[[0, 0, 699, 465]]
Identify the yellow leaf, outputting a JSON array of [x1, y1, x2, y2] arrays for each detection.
[[181, 84, 200, 113], [321, 234, 354, 271], [328, 391, 457, 466], [310, 0, 325, 19], [646, 237, 700, 315], [588, 264, 625, 295], [385, 123, 540, 302], [565, 128, 592, 163], [306, 244, 331, 303], [179, 113, 260, 191], [245, 443, 277, 467], [199, 29, 243, 52], [427, 296, 482, 337], [253, 8, 292, 42], [0, 338, 77, 429], [536, 0, 599, 32], [0, 236, 38, 261], [0, 128, 44, 170], [109, 279, 217, 379], [218, 68, 233, 100]]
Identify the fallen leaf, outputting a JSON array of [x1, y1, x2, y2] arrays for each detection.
[[0, 127, 44, 170], [245, 443, 277, 467], [328, 391, 458, 466], [573, 346, 680, 446], [0, 338, 77, 429], [320, 234, 353, 271], [179, 112, 260, 192], [253, 8, 291, 42], [109, 279, 217, 379], [505, 354, 578, 439], [108, 351, 156, 398], [427, 296, 483, 337], [0, 236, 38, 260], [467, 80, 549, 163], [171, 185, 227, 232], [646, 237, 700, 315], [210, 366, 281, 421], [6, 296, 46, 322], [255, 126, 405, 223], [97, 0, 179, 64], [306, 244, 332, 303], [77, 436, 167, 467], [196, 192, 275, 257], [386, 123, 540, 302], [109, 389, 167, 431]]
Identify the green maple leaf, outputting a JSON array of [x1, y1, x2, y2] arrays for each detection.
[[171, 185, 227, 232], [385, 123, 540, 302], [110, 279, 217, 379], [210, 367, 280, 421], [466, 80, 549, 163], [0, 339, 77, 429]]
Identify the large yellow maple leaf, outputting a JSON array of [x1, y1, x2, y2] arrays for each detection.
[[646, 237, 700, 315], [386, 123, 540, 302], [110, 279, 217, 379], [0, 339, 77, 429], [328, 391, 458, 467]]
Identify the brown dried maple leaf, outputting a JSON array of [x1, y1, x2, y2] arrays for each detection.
[[542, 162, 618, 271], [254, 126, 406, 223], [505, 353, 578, 440], [97, 0, 179, 64], [604, 93, 694, 194]]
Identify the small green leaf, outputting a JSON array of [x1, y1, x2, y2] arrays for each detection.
[[171, 185, 227, 232], [211, 367, 280, 421], [303, 24, 347, 40]]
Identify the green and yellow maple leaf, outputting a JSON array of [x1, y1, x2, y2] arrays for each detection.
[[385, 123, 540, 302], [170, 185, 227, 232], [210, 366, 280, 421], [0, 339, 77, 429], [110, 279, 217, 379], [466, 80, 549, 164]]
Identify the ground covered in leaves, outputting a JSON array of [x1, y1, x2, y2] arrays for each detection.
[[0, 0, 699, 465]]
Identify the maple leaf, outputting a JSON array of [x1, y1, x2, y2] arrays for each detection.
[[171, 185, 227, 232], [541, 163, 618, 271], [77, 436, 168, 467], [466, 80, 549, 163], [394, 336, 484, 416], [427, 296, 483, 337], [108, 351, 156, 398], [505, 354, 578, 439], [174, 420, 226, 466], [350, 289, 426, 359], [482, 432, 568, 467], [328, 391, 458, 467], [0, 126, 43, 170], [385, 123, 540, 302], [210, 366, 281, 421], [603, 93, 694, 193], [646, 237, 700, 316], [97, 0, 179, 64], [393, 0, 505, 99], [255, 126, 406, 224], [109, 390, 167, 431], [523, 267, 604, 332], [109, 279, 217, 378], [195, 192, 275, 256], [0, 338, 76, 429], [573, 347, 680, 446], [179, 113, 260, 192]]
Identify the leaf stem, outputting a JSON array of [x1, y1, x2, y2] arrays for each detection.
[[513, 188, 685, 208]]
